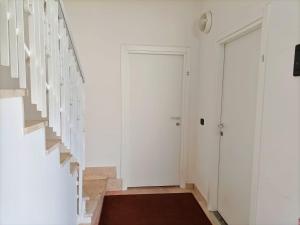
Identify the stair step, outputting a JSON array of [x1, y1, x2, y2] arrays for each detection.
[[70, 161, 79, 174], [83, 195, 105, 225], [84, 174, 107, 181], [83, 178, 107, 199], [84, 167, 116, 179], [85, 198, 100, 216], [0, 89, 27, 98], [24, 120, 48, 134], [60, 152, 72, 165], [46, 139, 61, 153], [107, 178, 122, 191]]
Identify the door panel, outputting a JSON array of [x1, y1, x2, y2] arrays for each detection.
[[127, 53, 183, 187], [218, 28, 261, 225]]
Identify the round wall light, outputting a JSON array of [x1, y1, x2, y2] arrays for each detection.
[[199, 11, 212, 34]]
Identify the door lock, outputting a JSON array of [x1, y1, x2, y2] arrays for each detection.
[[218, 123, 224, 129]]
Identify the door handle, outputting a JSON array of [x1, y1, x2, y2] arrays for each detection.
[[218, 123, 224, 129], [170, 116, 181, 120]]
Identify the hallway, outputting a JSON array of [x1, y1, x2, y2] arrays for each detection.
[[0, 0, 299, 225]]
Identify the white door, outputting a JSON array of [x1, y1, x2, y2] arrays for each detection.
[[126, 53, 183, 187], [218, 28, 261, 225]]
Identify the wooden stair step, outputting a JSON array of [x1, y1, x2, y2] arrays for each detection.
[[83, 195, 105, 225], [60, 152, 72, 165], [83, 178, 107, 199], [0, 89, 27, 98], [107, 178, 122, 191], [84, 167, 117, 179], [84, 174, 107, 181], [46, 139, 61, 153], [85, 198, 100, 216], [24, 120, 48, 134], [70, 161, 80, 174]]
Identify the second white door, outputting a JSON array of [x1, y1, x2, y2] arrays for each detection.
[[218, 28, 261, 225], [127, 53, 184, 187]]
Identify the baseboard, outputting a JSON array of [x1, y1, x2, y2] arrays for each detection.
[[185, 183, 195, 190], [186, 183, 221, 225], [193, 184, 209, 206], [77, 214, 91, 224]]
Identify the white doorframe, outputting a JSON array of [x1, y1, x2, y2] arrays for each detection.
[[207, 6, 270, 224], [121, 45, 190, 190]]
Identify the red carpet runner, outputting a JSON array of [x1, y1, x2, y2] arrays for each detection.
[[99, 193, 212, 225]]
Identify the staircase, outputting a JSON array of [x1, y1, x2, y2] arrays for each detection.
[[0, 0, 86, 224], [0, 1, 123, 224]]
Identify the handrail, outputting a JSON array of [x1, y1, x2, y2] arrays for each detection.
[[58, 0, 85, 83]]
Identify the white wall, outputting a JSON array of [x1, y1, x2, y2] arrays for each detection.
[[0, 97, 77, 225], [255, 1, 299, 224], [64, 0, 202, 175], [192, 0, 299, 224]]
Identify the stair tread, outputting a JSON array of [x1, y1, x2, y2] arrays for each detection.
[[46, 139, 61, 153], [83, 178, 107, 199], [107, 178, 122, 191], [24, 120, 48, 134], [60, 152, 72, 165], [85, 197, 101, 215], [0, 89, 27, 98], [70, 161, 80, 174]]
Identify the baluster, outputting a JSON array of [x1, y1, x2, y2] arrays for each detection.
[[40, 0, 47, 117], [53, 1, 59, 134], [35, 0, 42, 112], [0, 0, 9, 66], [47, 0, 54, 130], [28, 0, 38, 104], [16, 0, 26, 88], [8, 0, 18, 78]]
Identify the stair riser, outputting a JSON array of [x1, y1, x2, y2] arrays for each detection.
[[107, 178, 122, 191], [84, 167, 117, 179]]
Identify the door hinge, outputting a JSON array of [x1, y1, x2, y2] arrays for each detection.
[[262, 54, 265, 62]]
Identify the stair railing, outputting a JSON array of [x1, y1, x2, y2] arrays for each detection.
[[0, 0, 85, 165]]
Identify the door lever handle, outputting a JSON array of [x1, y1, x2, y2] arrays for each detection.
[[218, 123, 224, 129], [170, 116, 181, 120]]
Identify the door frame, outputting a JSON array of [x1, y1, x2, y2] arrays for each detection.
[[121, 45, 190, 190], [208, 7, 270, 224]]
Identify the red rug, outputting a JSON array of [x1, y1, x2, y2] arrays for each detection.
[[99, 193, 212, 225]]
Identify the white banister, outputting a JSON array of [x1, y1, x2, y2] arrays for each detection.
[[0, 0, 9, 66], [0, 0, 86, 220], [16, 0, 26, 88], [0, 0, 85, 165], [8, 0, 18, 78]]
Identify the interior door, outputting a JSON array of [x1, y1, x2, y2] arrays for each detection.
[[218, 28, 261, 225], [127, 53, 183, 187]]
